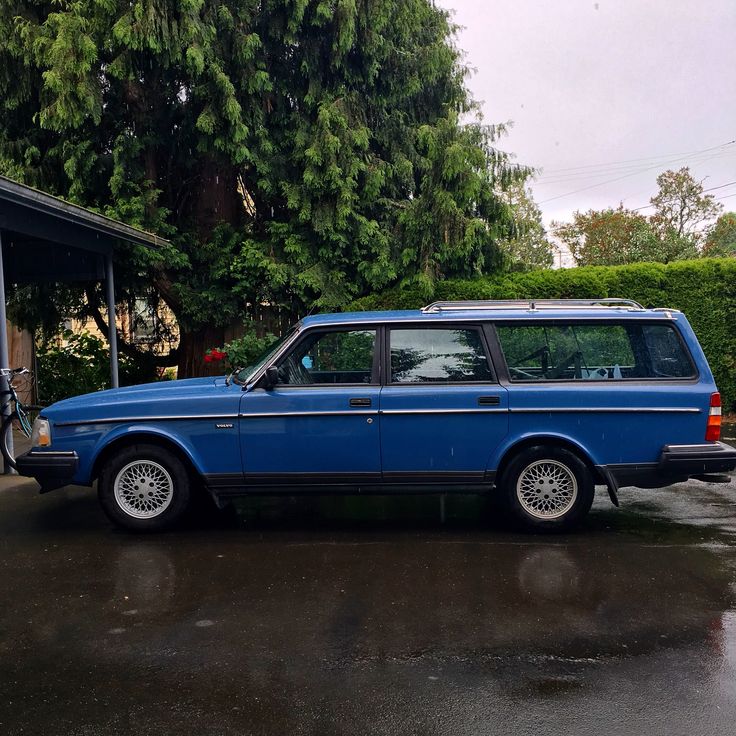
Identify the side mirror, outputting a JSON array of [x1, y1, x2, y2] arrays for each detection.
[[264, 365, 280, 390]]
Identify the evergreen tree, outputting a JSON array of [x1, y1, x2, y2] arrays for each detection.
[[0, 0, 527, 375], [497, 182, 553, 270]]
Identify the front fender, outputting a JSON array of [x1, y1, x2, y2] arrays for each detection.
[[88, 424, 207, 478], [58, 418, 241, 484]]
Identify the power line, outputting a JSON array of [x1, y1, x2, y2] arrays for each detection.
[[537, 139, 735, 176], [536, 141, 736, 205], [630, 180, 736, 212], [536, 150, 736, 186], [705, 180, 736, 193]]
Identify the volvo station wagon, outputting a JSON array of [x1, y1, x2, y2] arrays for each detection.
[[17, 298, 736, 531]]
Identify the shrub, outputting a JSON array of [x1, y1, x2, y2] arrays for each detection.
[[36, 330, 158, 405], [206, 329, 278, 373]]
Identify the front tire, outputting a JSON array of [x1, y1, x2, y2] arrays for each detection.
[[500, 446, 594, 532], [98, 444, 192, 531]]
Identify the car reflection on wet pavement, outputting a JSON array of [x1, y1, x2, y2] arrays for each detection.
[[0, 430, 735, 735]]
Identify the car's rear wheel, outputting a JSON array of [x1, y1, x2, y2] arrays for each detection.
[[98, 444, 192, 531], [500, 445, 594, 531]]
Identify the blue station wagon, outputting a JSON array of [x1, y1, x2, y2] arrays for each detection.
[[17, 298, 736, 531]]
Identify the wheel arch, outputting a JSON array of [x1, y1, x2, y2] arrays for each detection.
[[91, 429, 203, 483], [493, 434, 603, 485]]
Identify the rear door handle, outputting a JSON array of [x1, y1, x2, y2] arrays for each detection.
[[350, 397, 372, 407], [478, 396, 501, 406]]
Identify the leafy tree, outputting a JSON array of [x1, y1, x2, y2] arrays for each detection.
[[553, 168, 723, 267], [0, 0, 526, 376], [497, 182, 553, 270], [552, 206, 663, 266], [704, 212, 736, 257], [650, 167, 723, 247]]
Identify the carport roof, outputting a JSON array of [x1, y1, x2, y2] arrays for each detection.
[[0, 174, 171, 395], [0, 174, 168, 284], [0, 174, 167, 253]]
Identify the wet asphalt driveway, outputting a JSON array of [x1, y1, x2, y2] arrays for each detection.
[[2, 435, 736, 734]]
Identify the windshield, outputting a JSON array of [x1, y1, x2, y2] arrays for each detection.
[[234, 325, 299, 385]]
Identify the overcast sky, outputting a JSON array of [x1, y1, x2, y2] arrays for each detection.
[[437, 0, 736, 229]]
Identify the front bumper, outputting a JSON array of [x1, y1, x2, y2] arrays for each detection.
[[16, 450, 79, 493]]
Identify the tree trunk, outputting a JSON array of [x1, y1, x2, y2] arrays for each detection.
[[195, 161, 241, 240], [177, 324, 227, 378]]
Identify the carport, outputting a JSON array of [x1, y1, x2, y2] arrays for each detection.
[[0, 175, 166, 464]]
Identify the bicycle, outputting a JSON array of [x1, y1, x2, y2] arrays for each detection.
[[1, 367, 44, 470]]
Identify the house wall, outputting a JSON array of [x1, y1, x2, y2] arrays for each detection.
[[6, 321, 34, 404]]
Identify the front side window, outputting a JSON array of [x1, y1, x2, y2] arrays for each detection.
[[276, 329, 376, 385], [390, 328, 494, 384], [497, 322, 695, 381]]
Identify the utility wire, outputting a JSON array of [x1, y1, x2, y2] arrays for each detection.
[[536, 141, 736, 205], [536, 150, 736, 185], [537, 139, 735, 176], [630, 181, 736, 212]]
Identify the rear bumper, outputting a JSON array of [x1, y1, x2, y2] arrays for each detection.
[[606, 442, 736, 489], [16, 450, 78, 493], [660, 442, 736, 476]]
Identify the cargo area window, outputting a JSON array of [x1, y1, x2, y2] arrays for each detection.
[[497, 323, 696, 381], [390, 328, 494, 383]]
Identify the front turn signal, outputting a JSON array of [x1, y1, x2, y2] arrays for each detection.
[[30, 417, 51, 447]]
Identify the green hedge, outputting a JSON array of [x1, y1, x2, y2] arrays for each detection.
[[350, 259, 736, 411]]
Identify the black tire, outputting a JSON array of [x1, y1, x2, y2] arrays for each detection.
[[499, 445, 595, 532], [0, 411, 19, 470], [98, 443, 192, 532]]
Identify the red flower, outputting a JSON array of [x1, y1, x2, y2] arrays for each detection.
[[204, 354, 213, 363], [211, 350, 227, 361]]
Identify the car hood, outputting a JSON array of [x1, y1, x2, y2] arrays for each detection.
[[42, 376, 229, 422]]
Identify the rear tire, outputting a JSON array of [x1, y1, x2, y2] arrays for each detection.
[[98, 444, 192, 532], [499, 445, 594, 532]]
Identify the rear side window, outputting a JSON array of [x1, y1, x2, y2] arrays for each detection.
[[497, 322, 695, 382], [390, 328, 494, 383]]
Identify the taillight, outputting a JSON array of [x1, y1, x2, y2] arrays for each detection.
[[706, 392, 721, 442]]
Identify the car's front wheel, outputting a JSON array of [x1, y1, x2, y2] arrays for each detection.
[[500, 445, 594, 532], [98, 444, 192, 531]]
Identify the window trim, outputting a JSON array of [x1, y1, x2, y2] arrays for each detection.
[[491, 318, 699, 384], [270, 325, 382, 388], [385, 323, 498, 387]]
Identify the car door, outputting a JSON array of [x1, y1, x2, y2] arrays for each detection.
[[239, 326, 381, 486], [379, 324, 509, 484]]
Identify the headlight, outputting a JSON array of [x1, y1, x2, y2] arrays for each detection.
[[30, 417, 51, 447]]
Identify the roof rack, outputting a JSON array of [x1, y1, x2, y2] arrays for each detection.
[[420, 298, 646, 314]]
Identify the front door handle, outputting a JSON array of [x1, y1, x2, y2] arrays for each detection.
[[478, 396, 501, 406], [350, 397, 372, 407]]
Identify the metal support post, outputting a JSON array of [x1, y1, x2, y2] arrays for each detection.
[[105, 252, 119, 388], [0, 230, 15, 472]]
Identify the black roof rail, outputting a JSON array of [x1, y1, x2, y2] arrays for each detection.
[[420, 298, 646, 313]]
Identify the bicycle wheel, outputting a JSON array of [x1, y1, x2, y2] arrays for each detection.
[[1, 411, 19, 470]]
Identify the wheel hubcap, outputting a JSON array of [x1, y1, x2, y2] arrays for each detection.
[[516, 459, 578, 520], [113, 460, 174, 519]]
